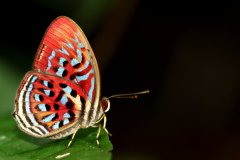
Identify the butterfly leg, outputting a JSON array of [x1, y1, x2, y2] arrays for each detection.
[[103, 115, 112, 136], [66, 124, 80, 148], [96, 124, 102, 146], [94, 115, 112, 146], [66, 116, 112, 147]]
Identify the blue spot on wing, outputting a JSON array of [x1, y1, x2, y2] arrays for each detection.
[[56, 67, 65, 77], [38, 104, 47, 111], [63, 86, 72, 94], [60, 94, 68, 105], [28, 84, 33, 91], [76, 69, 93, 82], [66, 41, 74, 49], [88, 77, 95, 102], [31, 76, 38, 83], [76, 49, 82, 62], [47, 51, 56, 71], [52, 121, 60, 130], [43, 80, 48, 87], [44, 90, 50, 96], [63, 112, 70, 118], [63, 119, 70, 125], [34, 94, 40, 102], [59, 57, 67, 66], [60, 47, 69, 55], [71, 58, 79, 66], [42, 113, 56, 123], [78, 43, 84, 49]]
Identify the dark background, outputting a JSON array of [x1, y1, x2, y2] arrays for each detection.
[[0, 0, 240, 160]]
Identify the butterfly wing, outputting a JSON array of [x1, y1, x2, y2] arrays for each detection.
[[33, 16, 100, 106], [14, 71, 86, 138], [13, 16, 101, 138]]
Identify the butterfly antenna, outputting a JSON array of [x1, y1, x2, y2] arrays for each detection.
[[107, 90, 150, 99]]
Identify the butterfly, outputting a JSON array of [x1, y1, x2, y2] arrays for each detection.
[[13, 16, 149, 147]]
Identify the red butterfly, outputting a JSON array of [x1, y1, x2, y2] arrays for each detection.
[[13, 16, 149, 147]]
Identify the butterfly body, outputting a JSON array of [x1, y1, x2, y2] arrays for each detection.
[[13, 16, 106, 140]]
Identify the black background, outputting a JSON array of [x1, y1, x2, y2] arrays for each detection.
[[1, 1, 240, 160]]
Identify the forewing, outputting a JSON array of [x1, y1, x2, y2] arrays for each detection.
[[13, 71, 90, 138], [33, 16, 100, 106]]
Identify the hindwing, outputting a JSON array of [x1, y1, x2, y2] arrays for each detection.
[[14, 71, 92, 138]]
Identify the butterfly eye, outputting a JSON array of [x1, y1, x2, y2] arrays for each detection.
[[100, 97, 110, 112]]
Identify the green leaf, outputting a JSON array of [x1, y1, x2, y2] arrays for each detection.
[[0, 116, 112, 160]]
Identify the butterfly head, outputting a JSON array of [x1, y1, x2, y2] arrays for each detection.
[[100, 97, 110, 112]]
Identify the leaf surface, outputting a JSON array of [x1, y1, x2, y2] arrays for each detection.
[[0, 116, 112, 160]]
